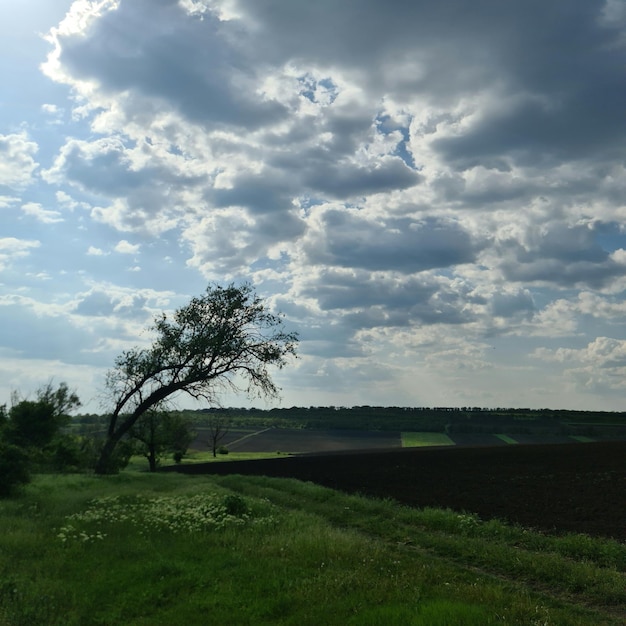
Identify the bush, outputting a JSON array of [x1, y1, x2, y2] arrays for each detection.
[[217, 445, 229, 455], [0, 442, 31, 497], [51, 435, 100, 472], [92, 439, 134, 474]]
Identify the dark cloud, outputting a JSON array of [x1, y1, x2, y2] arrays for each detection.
[[51, 138, 204, 198], [497, 223, 626, 288], [300, 270, 479, 329], [74, 291, 116, 317], [305, 270, 437, 311], [490, 289, 535, 319], [73, 290, 150, 320], [237, 0, 625, 166], [303, 157, 420, 199], [305, 212, 483, 273], [56, 0, 286, 129], [212, 173, 293, 214], [501, 258, 626, 290]]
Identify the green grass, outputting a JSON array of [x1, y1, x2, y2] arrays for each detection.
[[401, 432, 455, 447], [1, 473, 624, 625], [570, 436, 595, 443], [495, 434, 518, 444], [127, 450, 291, 472]]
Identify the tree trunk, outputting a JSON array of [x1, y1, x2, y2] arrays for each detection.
[[94, 434, 122, 474], [148, 445, 157, 472]]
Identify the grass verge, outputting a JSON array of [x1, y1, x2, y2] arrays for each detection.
[[0, 472, 624, 625]]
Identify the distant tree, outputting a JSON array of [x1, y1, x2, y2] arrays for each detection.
[[5, 382, 81, 449], [207, 412, 230, 457], [95, 283, 298, 474], [0, 382, 81, 495], [129, 410, 195, 472]]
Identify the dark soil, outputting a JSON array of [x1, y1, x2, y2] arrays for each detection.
[[165, 440, 626, 541]]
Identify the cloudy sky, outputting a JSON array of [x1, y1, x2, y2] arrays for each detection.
[[2, 0, 626, 412]]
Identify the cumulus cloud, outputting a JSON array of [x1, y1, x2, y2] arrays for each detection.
[[21, 202, 63, 224], [87, 246, 107, 256], [0, 238, 40, 271], [533, 337, 626, 393], [114, 239, 140, 254], [0, 132, 39, 191], [301, 210, 483, 274]]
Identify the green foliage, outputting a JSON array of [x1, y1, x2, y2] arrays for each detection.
[[95, 439, 134, 475], [5, 400, 58, 449], [5, 382, 81, 449], [49, 434, 101, 472], [128, 411, 195, 472], [96, 283, 298, 474], [0, 442, 30, 496], [0, 383, 82, 495]]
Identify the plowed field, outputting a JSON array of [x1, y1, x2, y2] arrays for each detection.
[[167, 440, 626, 541]]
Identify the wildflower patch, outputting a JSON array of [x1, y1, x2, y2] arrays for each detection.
[[57, 492, 265, 543]]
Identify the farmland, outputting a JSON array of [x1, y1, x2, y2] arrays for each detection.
[[2, 458, 626, 625], [188, 426, 621, 455], [169, 439, 626, 542], [4, 408, 623, 623]]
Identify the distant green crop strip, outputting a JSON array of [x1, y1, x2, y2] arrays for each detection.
[[401, 432, 455, 447], [494, 434, 517, 444]]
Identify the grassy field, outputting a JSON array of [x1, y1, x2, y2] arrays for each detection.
[[128, 450, 290, 472], [401, 432, 455, 447], [1, 472, 625, 625]]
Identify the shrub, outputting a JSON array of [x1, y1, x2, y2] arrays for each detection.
[[0, 441, 31, 497], [217, 445, 229, 455]]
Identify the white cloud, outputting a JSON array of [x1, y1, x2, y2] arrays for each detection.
[[0, 196, 18, 209], [0, 237, 40, 271], [533, 337, 626, 393], [114, 239, 140, 254], [87, 246, 107, 256], [0, 132, 39, 190], [21, 202, 63, 223]]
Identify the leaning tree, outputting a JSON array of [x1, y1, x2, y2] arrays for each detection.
[[94, 283, 298, 474]]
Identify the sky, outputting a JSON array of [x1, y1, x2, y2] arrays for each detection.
[[2, 0, 626, 413]]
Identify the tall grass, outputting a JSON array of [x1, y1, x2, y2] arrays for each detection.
[[0, 473, 623, 625]]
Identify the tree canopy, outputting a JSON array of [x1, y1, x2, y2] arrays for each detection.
[[4, 382, 81, 449], [0, 381, 81, 496], [95, 283, 298, 473], [129, 410, 194, 472]]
